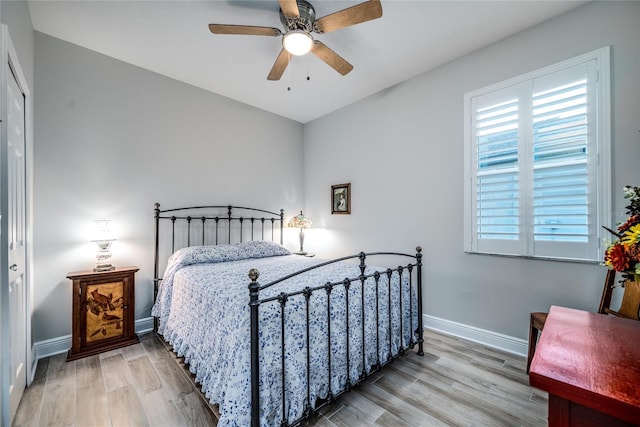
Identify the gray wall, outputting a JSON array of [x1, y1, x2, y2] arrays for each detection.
[[13, 0, 640, 348], [303, 1, 640, 339], [33, 33, 304, 342]]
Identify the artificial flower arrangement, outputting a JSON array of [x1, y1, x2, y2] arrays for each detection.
[[604, 185, 640, 282]]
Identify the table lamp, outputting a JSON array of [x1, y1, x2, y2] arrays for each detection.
[[288, 211, 314, 255], [91, 219, 116, 272]]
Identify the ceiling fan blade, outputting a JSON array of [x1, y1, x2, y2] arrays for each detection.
[[315, 0, 382, 34], [311, 41, 353, 76], [267, 49, 292, 81], [209, 24, 282, 37], [279, 0, 300, 19]]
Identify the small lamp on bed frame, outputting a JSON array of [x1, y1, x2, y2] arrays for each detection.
[[91, 219, 116, 272], [288, 211, 314, 255]]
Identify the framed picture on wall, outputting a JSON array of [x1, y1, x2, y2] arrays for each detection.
[[331, 183, 351, 215]]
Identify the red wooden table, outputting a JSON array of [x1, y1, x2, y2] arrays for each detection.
[[529, 305, 640, 426]]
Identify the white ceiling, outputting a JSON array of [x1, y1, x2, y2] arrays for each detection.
[[28, 0, 588, 123]]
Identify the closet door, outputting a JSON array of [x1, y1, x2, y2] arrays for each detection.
[[6, 60, 26, 423], [1, 25, 29, 425]]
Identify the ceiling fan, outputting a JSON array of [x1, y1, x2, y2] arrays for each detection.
[[208, 0, 383, 81]]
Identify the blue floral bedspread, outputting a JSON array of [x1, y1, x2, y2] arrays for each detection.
[[151, 241, 418, 426]]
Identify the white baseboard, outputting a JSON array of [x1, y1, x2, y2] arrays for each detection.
[[423, 314, 527, 356], [34, 316, 155, 360], [135, 316, 155, 335]]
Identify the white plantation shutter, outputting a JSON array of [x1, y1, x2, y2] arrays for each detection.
[[464, 48, 610, 261], [530, 62, 599, 259], [471, 88, 522, 255]]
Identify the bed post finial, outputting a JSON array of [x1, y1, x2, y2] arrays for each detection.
[[279, 209, 284, 244], [358, 252, 366, 276], [415, 246, 424, 356], [248, 268, 260, 427]]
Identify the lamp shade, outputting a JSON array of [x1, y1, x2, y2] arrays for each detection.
[[288, 211, 314, 229], [283, 30, 313, 56], [92, 219, 115, 243]]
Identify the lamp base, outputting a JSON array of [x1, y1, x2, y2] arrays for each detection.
[[94, 264, 116, 272], [294, 251, 308, 256]]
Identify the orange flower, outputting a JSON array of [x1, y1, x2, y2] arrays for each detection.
[[605, 243, 630, 272], [629, 241, 640, 257], [618, 214, 640, 233]]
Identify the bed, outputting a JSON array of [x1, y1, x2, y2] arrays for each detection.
[[151, 203, 424, 426]]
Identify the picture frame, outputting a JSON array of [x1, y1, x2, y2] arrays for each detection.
[[331, 183, 351, 215]]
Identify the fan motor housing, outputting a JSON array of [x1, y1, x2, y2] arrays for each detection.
[[280, 0, 316, 32]]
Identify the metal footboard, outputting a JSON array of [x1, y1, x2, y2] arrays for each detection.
[[248, 248, 424, 427]]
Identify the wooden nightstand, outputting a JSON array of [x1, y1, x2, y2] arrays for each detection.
[[66, 266, 140, 361]]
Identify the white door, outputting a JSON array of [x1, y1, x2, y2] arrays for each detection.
[[6, 58, 27, 423], [1, 25, 29, 425]]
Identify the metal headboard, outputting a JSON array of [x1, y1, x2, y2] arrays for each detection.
[[152, 203, 284, 310]]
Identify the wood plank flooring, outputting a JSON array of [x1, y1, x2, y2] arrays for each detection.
[[13, 330, 547, 426]]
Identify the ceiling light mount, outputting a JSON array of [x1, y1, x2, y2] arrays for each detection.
[[280, 0, 316, 33]]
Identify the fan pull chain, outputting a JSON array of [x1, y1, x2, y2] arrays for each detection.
[[287, 59, 292, 91], [285, 56, 311, 91]]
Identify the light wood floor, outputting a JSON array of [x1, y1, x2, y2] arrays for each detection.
[[13, 330, 547, 426]]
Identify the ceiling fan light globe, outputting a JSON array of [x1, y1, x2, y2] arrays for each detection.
[[283, 30, 313, 56]]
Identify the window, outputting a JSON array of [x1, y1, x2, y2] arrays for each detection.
[[464, 47, 610, 262]]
